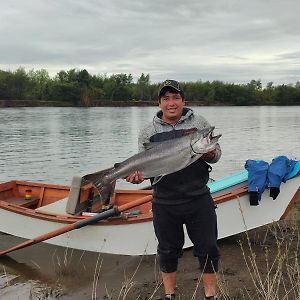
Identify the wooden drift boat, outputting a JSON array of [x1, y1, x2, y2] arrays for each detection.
[[0, 168, 299, 256]]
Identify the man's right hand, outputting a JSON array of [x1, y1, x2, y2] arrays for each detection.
[[125, 171, 144, 184], [202, 149, 216, 162]]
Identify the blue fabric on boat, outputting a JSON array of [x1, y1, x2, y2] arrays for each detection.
[[244, 156, 299, 204], [207, 158, 299, 196], [245, 160, 269, 201], [268, 156, 297, 188]]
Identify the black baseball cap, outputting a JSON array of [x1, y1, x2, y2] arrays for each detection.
[[158, 79, 184, 98]]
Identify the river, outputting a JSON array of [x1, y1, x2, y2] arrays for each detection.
[[0, 106, 299, 299], [0, 106, 299, 185]]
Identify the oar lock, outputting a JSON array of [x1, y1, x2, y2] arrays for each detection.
[[117, 209, 142, 219]]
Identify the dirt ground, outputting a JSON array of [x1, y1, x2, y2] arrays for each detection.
[[125, 220, 300, 300], [1, 199, 300, 300]]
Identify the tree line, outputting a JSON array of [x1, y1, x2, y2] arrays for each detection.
[[0, 67, 299, 106]]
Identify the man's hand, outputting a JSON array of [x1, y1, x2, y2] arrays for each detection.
[[202, 149, 216, 162], [125, 171, 144, 184]]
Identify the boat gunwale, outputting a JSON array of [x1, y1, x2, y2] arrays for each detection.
[[0, 199, 153, 225], [0, 174, 299, 226]]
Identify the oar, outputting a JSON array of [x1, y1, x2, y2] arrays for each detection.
[[0, 194, 153, 256]]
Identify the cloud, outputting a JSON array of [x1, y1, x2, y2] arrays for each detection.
[[0, 0, 299, 84]]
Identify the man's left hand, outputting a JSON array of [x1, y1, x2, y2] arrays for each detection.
[[125, 171, 144, 184]]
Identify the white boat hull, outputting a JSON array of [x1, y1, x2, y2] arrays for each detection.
[[216, 175, 300, 239], [0, 174, 299, 255], [0, 210, 160, 255]]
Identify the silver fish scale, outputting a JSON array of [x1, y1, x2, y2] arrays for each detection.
[[105, 132, 205, 182]]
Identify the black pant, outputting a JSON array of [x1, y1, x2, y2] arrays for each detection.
[[152, 193, 219, 273]]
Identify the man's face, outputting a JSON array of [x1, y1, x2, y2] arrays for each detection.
[[159, 91, 185, 123]]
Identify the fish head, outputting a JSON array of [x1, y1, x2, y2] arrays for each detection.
[[191, 126, 221, 154]]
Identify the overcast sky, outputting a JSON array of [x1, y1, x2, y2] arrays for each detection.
[[1, 0, 299, 85]]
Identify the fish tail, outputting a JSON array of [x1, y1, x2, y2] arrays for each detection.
[[82, 167, 116, 205]]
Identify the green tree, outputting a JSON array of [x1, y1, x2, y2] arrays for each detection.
[[103, 74, 133, 101], [274, 85, 299, 105], [135, 73, 150, 101], [11, 67, 30, 99], [0, 70, 12, 99], [47, 81, 80, 103], [78, 69, 92, 106], [28, 69, 50, 99]]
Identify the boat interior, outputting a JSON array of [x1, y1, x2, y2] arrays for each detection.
[[0, 180, 153, 218]]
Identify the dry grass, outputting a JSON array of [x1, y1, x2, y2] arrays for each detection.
[[238, 218, 300, 299], [216, 203, 300, 300]]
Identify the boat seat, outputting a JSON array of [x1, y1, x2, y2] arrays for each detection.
[[35, 198, 73, 216], [7, 196, 40, 208]]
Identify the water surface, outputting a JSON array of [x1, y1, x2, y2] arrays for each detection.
[[0, 106, 299, 185]]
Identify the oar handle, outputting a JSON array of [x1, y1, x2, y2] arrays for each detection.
[[75, 207, 118, 229], [116, 194, 153, 212]]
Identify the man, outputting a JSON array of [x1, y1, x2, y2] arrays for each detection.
[[126, 80, 221, 300]]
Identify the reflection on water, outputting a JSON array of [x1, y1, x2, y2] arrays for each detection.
[[0, 106, 299, 298]]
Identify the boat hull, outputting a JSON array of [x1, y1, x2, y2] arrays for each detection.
[[216, 175, 300, 239], [0, 174, 299, 255], [0, 209, 161, 255]]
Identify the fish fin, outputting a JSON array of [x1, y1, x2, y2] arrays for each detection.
[[143, 141, 161, 150], [82, 167, 115, 205], [152, 175, 164, 185]]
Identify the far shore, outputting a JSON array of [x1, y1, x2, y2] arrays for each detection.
[[0, 99, 155, 107], [1, 99, 297, 108], [0, 99, 225, 107]]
